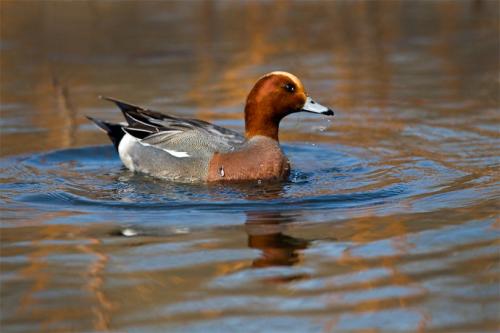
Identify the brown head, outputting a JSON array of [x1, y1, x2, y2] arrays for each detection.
[[244, 71, 334, 141]]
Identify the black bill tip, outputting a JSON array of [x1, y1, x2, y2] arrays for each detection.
[[322, 109, 334, 116]]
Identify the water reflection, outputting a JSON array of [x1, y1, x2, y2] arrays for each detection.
[[1, 0, 499, 332], [217, 183, 312, 270], [246, 211, 310, 269]]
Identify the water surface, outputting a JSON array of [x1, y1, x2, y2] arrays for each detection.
[[1, 1, 499, 332]]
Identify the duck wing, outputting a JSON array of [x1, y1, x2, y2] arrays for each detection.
[[102, 97, 245, 143], [101, 97, 246, 157]]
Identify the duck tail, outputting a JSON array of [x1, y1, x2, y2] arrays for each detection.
[[99, 96, 158, 132], [99, 96, 144, 114], [86, 116, 125, 151]]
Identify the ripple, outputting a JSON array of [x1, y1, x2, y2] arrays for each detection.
[[0, 144, 408, 213]]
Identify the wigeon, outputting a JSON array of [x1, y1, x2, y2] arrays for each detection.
[[88, 71, 334, 182]]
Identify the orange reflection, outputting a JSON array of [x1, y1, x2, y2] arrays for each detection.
[[246, 211, 309, 268]]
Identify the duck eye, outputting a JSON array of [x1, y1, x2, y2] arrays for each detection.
[[283, 83, 295, 93]]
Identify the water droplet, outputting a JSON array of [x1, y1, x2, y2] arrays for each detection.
[[219, 165, 225, 177]]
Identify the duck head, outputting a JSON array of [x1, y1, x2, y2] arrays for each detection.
[[244, 71, 334, 141]]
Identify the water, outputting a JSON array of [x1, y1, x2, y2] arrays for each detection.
[[1, 1, 499, 332]]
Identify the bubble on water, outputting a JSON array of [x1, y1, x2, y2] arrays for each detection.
[[121, 228, 138, 237], [173, 227, 190, 234]]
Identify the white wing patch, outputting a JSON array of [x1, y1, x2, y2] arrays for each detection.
[[138, 141, 190, 158], [163, 149, 190, 158]]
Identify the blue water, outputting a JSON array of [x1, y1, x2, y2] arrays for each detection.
[[1, 141, 498, 333], [2, 139, 497, 331], [1, 142, 464, 221]]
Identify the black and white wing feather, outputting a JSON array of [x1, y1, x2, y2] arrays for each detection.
[[102, 97, 245, 148]]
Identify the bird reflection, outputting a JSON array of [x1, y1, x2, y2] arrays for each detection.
[[111, 176, 314, 271], [245, 211, 310, 268], [223, 179, 313, 270]]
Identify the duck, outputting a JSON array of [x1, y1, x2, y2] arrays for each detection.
[[88, 71, 334, 182]]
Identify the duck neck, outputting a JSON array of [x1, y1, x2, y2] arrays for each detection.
[[244, 102, 281, 142]]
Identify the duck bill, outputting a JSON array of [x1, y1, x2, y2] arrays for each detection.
[[301, 97, 334, 116]]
